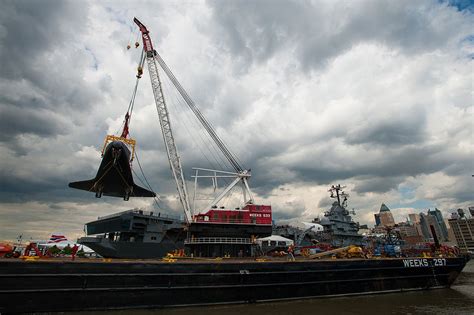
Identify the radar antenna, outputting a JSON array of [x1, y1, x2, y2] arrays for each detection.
[[328, 184, 349, 207]]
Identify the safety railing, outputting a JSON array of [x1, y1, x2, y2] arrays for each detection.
[[98, 209, 180, 221], [185, 237, 252, 244]]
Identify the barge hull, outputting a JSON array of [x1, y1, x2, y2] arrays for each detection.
[[0, 257, 468, 313]]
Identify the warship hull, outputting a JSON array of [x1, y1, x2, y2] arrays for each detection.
[[0, 256, 468, 313], [78, 209, 186, 259], [78, 237, 184, 259]]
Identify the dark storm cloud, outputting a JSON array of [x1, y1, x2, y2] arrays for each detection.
[[345, 108, 427, 146], [0, 0, 102, 147], [317, 197, 335, 209], [0, 104, 68, 140], [353, 176, 405, 194], [0, 0, 111, 206], [1, 11, 88, 116], [271, 200, 307, 221], [207, 0, 468, 72], [247, 136, 471, 197], [0, 0, 88, 80]]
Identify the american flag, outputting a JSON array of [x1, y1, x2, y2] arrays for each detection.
[[48, 234, 67, 243]]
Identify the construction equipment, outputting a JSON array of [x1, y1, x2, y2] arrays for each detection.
[[346, 245, 365, 258], [309, 245, 365, 259], [134, 17, 192, 223], [0, 243, 21, 258], [309, 246, 351, 259], [22, 242, 43, 258], [133, 18, 256, 224]]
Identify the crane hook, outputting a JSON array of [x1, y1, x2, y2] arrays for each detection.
[[137, 66, 143, 79]]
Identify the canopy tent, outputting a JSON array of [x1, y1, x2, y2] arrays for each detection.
[[257, 235, 294, 247]]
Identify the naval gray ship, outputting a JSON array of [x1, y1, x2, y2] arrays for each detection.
[[78, 209, 186, 258], [273, 185, 364, 247], [313, 184, 364, 246]]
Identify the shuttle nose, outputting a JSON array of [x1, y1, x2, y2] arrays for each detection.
[[112, 147, 122, 157], [111, 142, 122, 162], [111, 141, 123, 149]]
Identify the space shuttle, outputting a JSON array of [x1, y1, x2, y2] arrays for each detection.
[[69, 140, 156, 200]]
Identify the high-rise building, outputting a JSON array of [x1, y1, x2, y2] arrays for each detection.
[[408, 213, 424, 237], [398, 222, 419, 237], [397, 221, 423, 244], [420, 213, 436, 241], [428, 208, 449, 241], [374, 213, 381, 226], [408, 213, 420, 224], [448, 217, 474, 253], [374, 203, 395, 228], [419, 209, 449, 242], [446, 219, 456, 243]]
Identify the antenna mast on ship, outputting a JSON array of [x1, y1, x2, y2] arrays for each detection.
[[133, 18, 254, 223], [329, 184, 349, 208]]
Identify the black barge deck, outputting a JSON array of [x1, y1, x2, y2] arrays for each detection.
[[0, 256, 468, 313]]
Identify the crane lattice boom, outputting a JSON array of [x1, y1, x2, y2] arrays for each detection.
[[134, 17, 255, 221], [134, 18, 193, 224]]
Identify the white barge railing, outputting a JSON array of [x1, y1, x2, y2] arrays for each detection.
[[185, 237, 252, 244], [97, 209, 181, 221]]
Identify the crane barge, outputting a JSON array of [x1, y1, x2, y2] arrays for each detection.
[[78, 17, 272, 258], [0, 18, 469, 314]]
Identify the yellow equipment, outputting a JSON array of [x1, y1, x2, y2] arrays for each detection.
[[101, 135, 136, 161], [347, 246, 365, 258], [309, 245, 366, 259]]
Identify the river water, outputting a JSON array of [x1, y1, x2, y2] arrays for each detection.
[[75, 260, 474, 315]]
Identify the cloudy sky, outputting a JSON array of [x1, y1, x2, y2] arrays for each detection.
[[0, 0, 472, 242]]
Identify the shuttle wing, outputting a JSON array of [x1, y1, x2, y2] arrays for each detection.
[[68, 179, 95, 192], [132, 184, 156, 197]]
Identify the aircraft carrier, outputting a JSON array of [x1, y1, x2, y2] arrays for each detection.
[[78, 209, 186, 259]]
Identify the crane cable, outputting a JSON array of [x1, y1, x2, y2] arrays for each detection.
[[123, 49, 146, 132], [122, 49, 163, 210], [154, 51, 245, 173], [132, 152, 165, 211]]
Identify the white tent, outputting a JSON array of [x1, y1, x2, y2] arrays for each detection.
[[288, 221, 324, 232], [257, 235, 294, 247]]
